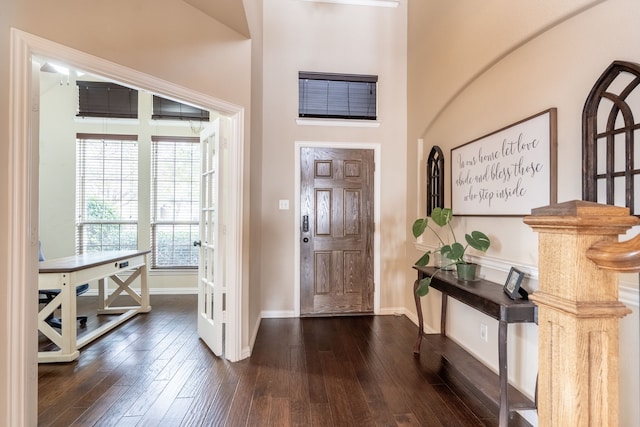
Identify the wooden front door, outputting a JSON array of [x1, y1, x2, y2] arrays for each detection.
[[300, 147, 374, 315]]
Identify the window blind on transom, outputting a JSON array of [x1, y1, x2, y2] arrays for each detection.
[[298, 71, 378, 120], [152, 96, 210, 122], [76, 81, 139, 119]]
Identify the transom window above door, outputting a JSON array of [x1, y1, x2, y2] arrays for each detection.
[[298, 71, 378, 120]]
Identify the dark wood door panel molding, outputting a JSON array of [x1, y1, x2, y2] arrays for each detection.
[[301, 147, 374, 315]]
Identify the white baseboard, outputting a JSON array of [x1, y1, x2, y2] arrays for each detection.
[[261, 310, 296, 318], [241, 346, 252, 360], [377, 306, 407, 316], [246, 316, 262, 359], [151, 288, 198, 295], [620, 285, 639, 307], [518, 410, 538, 426], [82, 288, 198, 296]]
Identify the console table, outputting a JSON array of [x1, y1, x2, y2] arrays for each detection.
[[38, 250, 151, 363], [413, 266, 537, 427]]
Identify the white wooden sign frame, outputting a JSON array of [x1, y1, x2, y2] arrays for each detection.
[[451, 109, 557, 216]]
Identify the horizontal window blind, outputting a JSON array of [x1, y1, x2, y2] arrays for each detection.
[[76, 81, 138, 119], [151, 136, 200, 268], [76, 134, 138, 254], [299, 71, 378, 120], [152, 95, 210, 121]]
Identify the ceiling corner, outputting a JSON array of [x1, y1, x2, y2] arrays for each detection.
[[183, 0, 251, 38]]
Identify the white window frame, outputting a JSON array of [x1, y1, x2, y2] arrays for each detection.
[[150, 136, 201, 269], [75, 133, 139, 254]]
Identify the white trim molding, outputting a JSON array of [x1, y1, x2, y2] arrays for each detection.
[[261, 310, 296, 318], [6, 27, 38, 427], [296, 118, 380, 128], [83, 288, 199, 296], [301, 0, 400, 7], [620, 285, 640, 307]]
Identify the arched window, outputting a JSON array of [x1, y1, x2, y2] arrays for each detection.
[[426, 146, 445, 215], [583, 61, 640, 215]]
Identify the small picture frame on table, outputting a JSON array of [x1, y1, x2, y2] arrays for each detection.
[[504, 267, 528, 300]]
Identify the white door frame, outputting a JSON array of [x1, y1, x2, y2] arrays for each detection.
[[6, 28, 245, 426], [294, 141, 381, 317]]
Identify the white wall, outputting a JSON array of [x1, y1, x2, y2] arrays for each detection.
[[407, 0, 640, 425]]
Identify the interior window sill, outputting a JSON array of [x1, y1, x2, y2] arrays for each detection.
[[149, 268, 198, 276], [296, 118, 380, 128], [301, 0, 399, 8], [74, 117, 140, 125]]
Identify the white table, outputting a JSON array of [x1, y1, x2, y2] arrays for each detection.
[[38, 249, 151, 363]]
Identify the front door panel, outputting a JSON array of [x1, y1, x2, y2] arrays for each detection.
[[300, 147, 374, 315]]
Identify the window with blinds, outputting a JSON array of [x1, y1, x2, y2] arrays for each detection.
[[76, 81, 139, 119], [76, 134, 139, 254], [151, 136, 200, 269], [298, 71, 378, 120], [152, 96, 210, 121]]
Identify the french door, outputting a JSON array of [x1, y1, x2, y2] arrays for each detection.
[[197, 119, 224, 355]]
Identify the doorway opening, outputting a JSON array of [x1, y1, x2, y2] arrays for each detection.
[[7, 28, 245, 425]]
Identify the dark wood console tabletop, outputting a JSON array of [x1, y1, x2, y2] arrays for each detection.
[[413, 266, 537, 427]]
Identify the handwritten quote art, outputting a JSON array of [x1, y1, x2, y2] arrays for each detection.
[[451, 109, 557, 215]]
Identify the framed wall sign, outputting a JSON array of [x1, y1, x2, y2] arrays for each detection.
[[451, 109, 557, 216]]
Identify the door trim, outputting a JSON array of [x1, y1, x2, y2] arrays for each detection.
[[6, 28, 245, 426], [294, 141, 381, 317]]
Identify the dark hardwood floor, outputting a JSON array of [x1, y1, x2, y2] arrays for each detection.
[[38, 295, 532, 426]]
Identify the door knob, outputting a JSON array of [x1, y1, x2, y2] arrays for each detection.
[[193, 240, 202, 247]]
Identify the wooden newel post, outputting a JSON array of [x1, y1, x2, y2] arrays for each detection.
[[524, 200, 637, 427]]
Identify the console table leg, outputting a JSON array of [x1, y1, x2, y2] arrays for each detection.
[[413, 279, 423, 354], [441, 295, 447, 336], [498, 320, 508, 427]]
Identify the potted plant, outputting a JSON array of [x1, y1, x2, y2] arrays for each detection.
[[412, 207, 491, 296]]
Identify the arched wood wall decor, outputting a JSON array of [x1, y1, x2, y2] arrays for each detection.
[[426, 145, 444, 215], [582, 60, 640, 216]]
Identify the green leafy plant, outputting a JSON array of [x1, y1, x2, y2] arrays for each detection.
[[412, 207, 491, 296]]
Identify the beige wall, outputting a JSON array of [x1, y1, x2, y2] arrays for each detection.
[[5, 0, 252, 107], [3, 0, 639, 424], [407, 0, 640, 424], [259, 0, 408, 315], [245, 0, 264, 347]]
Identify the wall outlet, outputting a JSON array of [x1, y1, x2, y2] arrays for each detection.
[[278, 199, 289, 210], [480, 323, 488, 342]]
